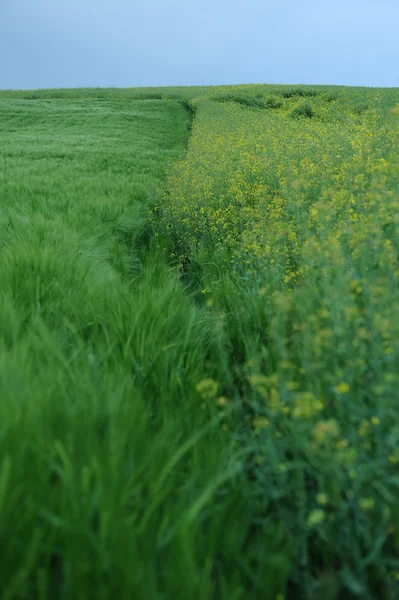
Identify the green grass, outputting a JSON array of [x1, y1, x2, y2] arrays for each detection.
[[0, 95, 239, 599], [0, 86, 399, 599]]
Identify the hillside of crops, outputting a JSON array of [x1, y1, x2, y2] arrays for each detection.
[[0, 85, 399, 599]]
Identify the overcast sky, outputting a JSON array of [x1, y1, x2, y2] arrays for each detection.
[[1, 0, 398, 89]]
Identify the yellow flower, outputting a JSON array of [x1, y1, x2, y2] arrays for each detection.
[[196, 379, 218, 399], [334, 382, 350, 394], [217, 396, 228, 407], [312, 419, 340, 443], [293, 392, 321, 419], [316, 493, 328, 506], [252, 416, 269, 430]]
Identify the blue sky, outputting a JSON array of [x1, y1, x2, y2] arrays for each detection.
[[1, 0, 398, 89]]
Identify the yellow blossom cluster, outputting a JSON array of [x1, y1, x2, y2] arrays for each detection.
[[158, 87, 399, 585]]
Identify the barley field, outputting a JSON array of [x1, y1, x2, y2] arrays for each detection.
[[0, 85, 398, 599]]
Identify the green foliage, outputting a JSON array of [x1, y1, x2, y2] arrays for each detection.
[[1, 85, 399, 599], [289, 101, 314, 118], [281, 87, 319, 99], [265, 96, 284, 109], [157, 85, 399, 598]]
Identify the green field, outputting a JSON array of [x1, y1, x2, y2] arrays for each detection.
[[0, 85, 399, 599]]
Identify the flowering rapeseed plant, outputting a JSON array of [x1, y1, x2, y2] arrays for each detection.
[[155, 86, 399, 596]]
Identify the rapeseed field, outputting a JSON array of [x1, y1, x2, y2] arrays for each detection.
[[0, 85, 398, 599]]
